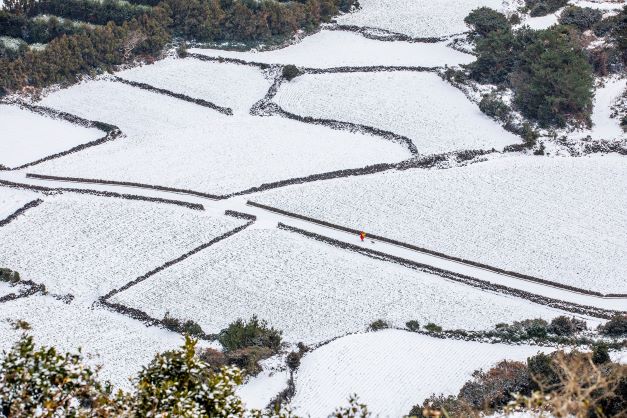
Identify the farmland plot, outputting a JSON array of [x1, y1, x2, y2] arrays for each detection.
[[0, 185, 39, 220], [116, 57, 272, 114], [273, 72, 520, 154], [33, 79, 408, 195], [0, 104, 102, 169], [0, 295, 217, 390], [190, 30, 474, 69], [0, 192, 245, 300], [335, 0, 514, 38], [111, 228, 578, 345], [290, 330, 549, 417], [256, 154, 627, 294]]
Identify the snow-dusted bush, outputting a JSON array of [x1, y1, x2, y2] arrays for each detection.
[[547, 316, 586, 336], [598, 314, 627, 337], [0, 335, 126, 417], [525, 0, 568, 17], [479, 94, 510, 122], [368, 319, 390, 331], [464, 7, 510, 38], [405, 320, 421, 332], [458, 361, 531, 410], [218, 315, 282, 353], [558, 6, 603, 31]]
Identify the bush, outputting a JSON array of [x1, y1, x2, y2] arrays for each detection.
[[408, 394, 471, 417], [218, 315, 282, 353], [0, 268, 20, 284], [162, 312, 206, 337], [197, 347, 229, 373], [368, 319, 389, 331], [0, 335, 125, 416], [527, 352, 560, 390], [525, 0, 568, 17], [405, 320, 420, 332], [286, 351, 302, 371], [512, 26, 594, 127], [593, 14, 620, 37], [282, 64, 300, 81], [547, 316, 586, 336], [226, 346, 273, 376], [464, 7, 511, 37], [592, 342, 610, 365], [520, 122, 539, 147], [598, 314, 627, 337], [558, 6, 603, 31], [479, 94, 510, 121], [424, 323, 443, 333], [458, 361, 531, 409]]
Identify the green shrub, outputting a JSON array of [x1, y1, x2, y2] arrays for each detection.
[[479, 94, 510, 121], [405, 320, 420, 332], [558, 6, 603, 31], [218, 315, 282, 353], [526, 0, 568, 17], [0, 335, 125, 416], [527, 352, 560, 390], [464, 7, 511, 37], [547, 316, 586, 336], [134, 336, 245, 416], [424, 323, 443, 333], [286, 351, 302, 371], [368, 319, 389, 331], [598, 314, 627, 337], [592, 342, 610, 365], [282, 64, 300, 81], [512, 26, 593, 127], [0, 268, 20, 284], [408, 394, 472, 417], [182, 319, 204, 337], [593, 14, 620, 37]]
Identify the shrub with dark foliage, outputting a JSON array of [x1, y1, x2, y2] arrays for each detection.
[[525, 0, 568, 17], [458, 361, 531, 409], [558, 6, 603, 31], [464, 7, 511, 38], [479, 94, 510, 121], [547, 316, 586, 336], [218, 315, 282, 353], [598, 314, 627, 337], [405, 320, 420, 332], [282, 64, 300, 81], [368, 319, 390, 331]]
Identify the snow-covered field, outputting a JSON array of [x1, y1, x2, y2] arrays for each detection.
[[116, 57, 272, 114], [32, 79, 408, 195], [0, 104, 102, 168], [290, 329, 549, 417], [273, 72, 520, 154], [0, 192, 244, 300], [336, 0, 515, 38], [0, 185, 39, 219], [191, 30, 474, 68], [574, 77, 626, 141], [111, 228, 579, 344], [257, 154, 627, 294], [0, 295, 217, 390], [0, 281, 26, 298]]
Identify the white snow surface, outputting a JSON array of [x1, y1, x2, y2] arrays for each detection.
[[0, 281, 26, 298], [574, 77, 626, 141], [190, 30, 474, 69], [111, 228, 579, 344], [290, 330, 549, 417], [257, 154, 627, 294], [0, 185, 39, 219], [0, 104, 102, 168], [34, 79, 408, 195], [0, 295, 217, 390], [116, 57, 272, 114], [273, 72, 520, 153], [336, 0, 517, 38], [0, 192, 244, 300]]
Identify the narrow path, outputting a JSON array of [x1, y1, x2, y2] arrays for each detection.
[[3, 170, 625, 314]]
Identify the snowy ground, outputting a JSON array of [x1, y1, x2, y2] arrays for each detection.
[[0, 281, 27, 298], [336, 0, 517, 38], [32, 79, 408, 195], [111, 228, 581, 345], [0, 104, 103, 168], [290, 329, 550, 417], [0, 185, 39, 219], [256, 154, 627, 294], [116, 57, 272, 114], [190, 30, 474, 68], [0, 295, 218, 390], [0, 192, 244, 300], [572, 77, 626, 142], [273, 72, 520, 154]]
